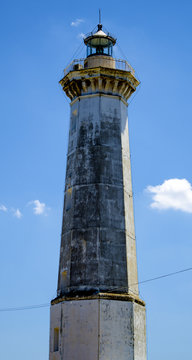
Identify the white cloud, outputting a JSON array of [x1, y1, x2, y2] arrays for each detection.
[[71, 19, 84, 27], [29, 200, 47, 215], [13, 209, 22, 219], [146, 178, 192, 213], [78, 32, 85, 39], [0, 204, 7, 212]]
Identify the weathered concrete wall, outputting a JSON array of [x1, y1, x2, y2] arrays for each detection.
[[57, 94, 138, 295], [99, 299, 134, 360], [49, 300, 99, 360], [49, 299, 146, 360], [84, 55, 116, 69]]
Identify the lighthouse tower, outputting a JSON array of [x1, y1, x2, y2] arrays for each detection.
[[49, 22, 147, 360]]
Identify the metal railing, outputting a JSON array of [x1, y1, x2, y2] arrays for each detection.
[[85, 30, 116, 40], [64, 59, 85, 76], [63, 58, 135, 77]]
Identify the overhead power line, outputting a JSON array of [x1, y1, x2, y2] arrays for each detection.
[[0, 266, 192, 312], [0, 303, 50, 312], [137, 266, 192, 285]]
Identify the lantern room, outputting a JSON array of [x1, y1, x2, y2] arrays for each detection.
[[84, 24, 116, 58]]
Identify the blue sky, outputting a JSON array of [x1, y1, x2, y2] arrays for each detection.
[[0, 0, 192, 359]]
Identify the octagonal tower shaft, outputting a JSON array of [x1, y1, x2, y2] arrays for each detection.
[[57, 61, 140, 297]]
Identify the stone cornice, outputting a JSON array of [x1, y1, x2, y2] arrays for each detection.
[[51, 292, 145, 307], [59, 67, 140, 102]]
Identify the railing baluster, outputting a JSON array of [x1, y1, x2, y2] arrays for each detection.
[[63, 58, 134, 76]]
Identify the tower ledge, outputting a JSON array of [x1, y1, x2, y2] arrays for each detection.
[[60, 64, 140, 102], [51, 292, 145, 307]]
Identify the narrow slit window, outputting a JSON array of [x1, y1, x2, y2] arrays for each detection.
[[65, 188, 72, 211], [54, 328, 59, 352], [61, 270, 67, 290]]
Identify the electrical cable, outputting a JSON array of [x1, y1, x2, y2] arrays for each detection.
[[0, 303, 50, 312], [137, 266, 192, 285], [0, 266, 192, 312], [116, 42, 141, 83], [65, 40, 85, 67], [105, 266, 192, 294], [128, 83, 141, 106]]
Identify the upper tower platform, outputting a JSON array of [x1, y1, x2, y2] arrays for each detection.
[[60, 23, 139, 103]]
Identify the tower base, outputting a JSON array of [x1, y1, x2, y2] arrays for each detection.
[[49, 294, 146, 360]]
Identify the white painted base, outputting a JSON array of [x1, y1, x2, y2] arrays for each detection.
[[49, 298, 146, 360]]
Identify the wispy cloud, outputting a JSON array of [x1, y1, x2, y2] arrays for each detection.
[[0, 204, 7, 212], [71, 19, 84, 27], [28, 200, 47, 215], [146, 178, 192, 213], [0, 200, 50, 218], [78, 32, 85, 39], [13, 208, 22, 219]]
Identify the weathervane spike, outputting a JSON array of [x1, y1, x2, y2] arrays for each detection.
[[98, 9, 102, 30]]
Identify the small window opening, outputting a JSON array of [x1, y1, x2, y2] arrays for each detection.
[[65, 188, 72, 211], [67, 176, 71, 189], [61, 270, 67, 291], [54, 328, 59, 352]]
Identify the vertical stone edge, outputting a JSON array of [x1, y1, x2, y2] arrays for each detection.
[[120, 99, 139, 295], [133, 302, 147, 360]]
